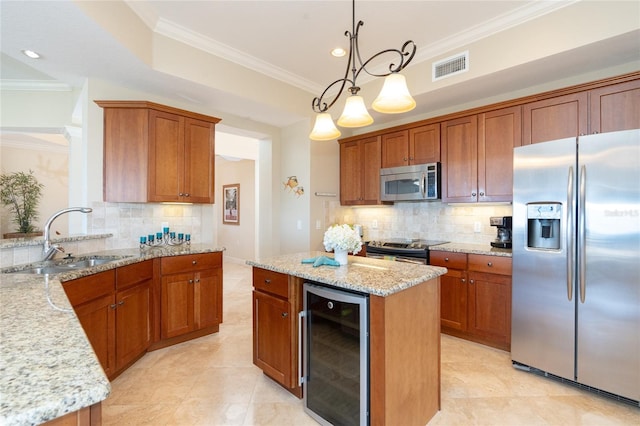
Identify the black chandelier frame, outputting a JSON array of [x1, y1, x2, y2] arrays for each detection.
[[311, 0, 417, 114]]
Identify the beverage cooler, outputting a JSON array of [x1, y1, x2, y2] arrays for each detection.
[[302, 282, 369, 426]]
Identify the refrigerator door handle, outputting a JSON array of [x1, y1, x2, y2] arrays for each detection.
[[566, 166, 574, 301], [578, 165, 587, 303]]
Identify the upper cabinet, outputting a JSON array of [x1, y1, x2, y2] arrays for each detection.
[[441, 106, 521, 203], [96, 101, 221, 203], [339, 135, 382, 205], [381, 124, 440, 168], [523, 78, 640, 144]]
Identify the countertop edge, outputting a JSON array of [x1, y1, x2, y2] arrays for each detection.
[[430, 242, 512, 257]]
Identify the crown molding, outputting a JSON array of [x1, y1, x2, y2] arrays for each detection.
[[0, 80, 73, 92]]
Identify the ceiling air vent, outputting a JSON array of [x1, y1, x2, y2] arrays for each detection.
[[432, 51, 469, 81]]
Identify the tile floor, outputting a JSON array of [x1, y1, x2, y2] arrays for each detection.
[[102, 261, 640, 425]]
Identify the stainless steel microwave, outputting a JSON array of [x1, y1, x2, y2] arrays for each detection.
[[380, 163, 441, 202]]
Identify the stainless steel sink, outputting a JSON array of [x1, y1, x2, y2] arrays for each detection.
[[4, 255, 131, 275]]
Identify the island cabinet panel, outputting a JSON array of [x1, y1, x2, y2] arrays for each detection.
[[369, 278, 441, 426], [43, 403, 101, 426], [96, 100, 220, 204], [431, 252, 512, 351], [339, 135, 382, 205], [157, 252, 223, 347], [252, 268, 302, 398]]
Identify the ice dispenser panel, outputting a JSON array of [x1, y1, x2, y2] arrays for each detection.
[[527, 203, 561, 250]]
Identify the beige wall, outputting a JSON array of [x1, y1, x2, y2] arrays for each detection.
[[216, 158, 256, 262]]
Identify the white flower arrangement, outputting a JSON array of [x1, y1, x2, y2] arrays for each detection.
[[323, 224, 363, 254]]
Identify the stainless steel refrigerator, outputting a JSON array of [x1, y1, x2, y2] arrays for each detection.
[[512, 129, 640, 403]]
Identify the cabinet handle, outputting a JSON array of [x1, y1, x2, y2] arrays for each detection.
[[469, 279, 475, 284], [109, 304, 117, 309], [282, 312, 288, 318], [264, 279, 271, 284], [487, 262, 493, 267], [118, 300, 124, 306]]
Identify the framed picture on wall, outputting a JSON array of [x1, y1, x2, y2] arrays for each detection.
[[223, 183, 240, 225]]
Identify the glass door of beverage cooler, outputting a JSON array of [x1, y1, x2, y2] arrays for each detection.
[[302, 283, 369, 426]]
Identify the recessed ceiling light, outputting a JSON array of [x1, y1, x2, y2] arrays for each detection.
[[22, 50, 41, 59], [331, 47, 346, 58]]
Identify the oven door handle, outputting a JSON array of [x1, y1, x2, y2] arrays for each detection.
[[366, 253, 426, 264]]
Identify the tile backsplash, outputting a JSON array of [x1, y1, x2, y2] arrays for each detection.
[[327, 201, 513, 245]]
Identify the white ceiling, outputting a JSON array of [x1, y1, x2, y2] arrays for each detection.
[[1, 1, 639, 130]]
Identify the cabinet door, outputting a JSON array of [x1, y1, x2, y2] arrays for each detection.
[[467, 271, 511, 350], [441, 115, 478, 203], [116, 281, 151, 370], [361, 135, 382, 204], [589, 80, 640, 134], [381, 130, 409, 168], [410, 124, 440, 164], [253, 290, 292, 387], [478, 106, 522, 202], [148, 110, 185, 202], [184, 118, 215, 203], [523, 92, 588, 144], [194, 267, 223, 330], [340, 140, 363, 205], [161, 272, 194, 339], [439, 269, 467, 331], [74, 294, 116, 376]]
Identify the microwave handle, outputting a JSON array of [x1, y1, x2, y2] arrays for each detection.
[[420, 172, 426, 197]]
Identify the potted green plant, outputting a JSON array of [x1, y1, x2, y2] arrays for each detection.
[[0, 170, 45, 238]]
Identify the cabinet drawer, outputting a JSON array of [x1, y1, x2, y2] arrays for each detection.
[[468, 254, 512, 275], [253, 268, 289, 299], [63, 270, 116, 307], [116, 260, 153, 290], [430, 251, 467, 270], [161, 252, 222, 275]]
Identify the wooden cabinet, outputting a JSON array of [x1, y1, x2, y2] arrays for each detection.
[[252, 267, 302, 397], [381, 124, 440, 168], [431, 251, 512, 351], [63, 262, 153, 378], [339, 135, 382, 205], [96, 100, 220, 203], [524, 79, 640, 144], [160, 252, 223, 342], [441, 106, 521, 203]]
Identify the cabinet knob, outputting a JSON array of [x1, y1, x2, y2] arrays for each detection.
[[404, 157, 408, 161], [109, 304, 117, 309], [469, 279, 475, 284], [471, 192, 477, 197], [444, 257, 449, 262], [184, 193, 190, 197], [192, 260, 197, 265], [118, 300, 124, 306], [179, 192, 184, 196], [189, 279, 194, 284], [264, 279, 271, 284], [195, 279, 200, 283], [487, 262, 493, 267], [282, 312, 288, 318], [461, 278, 466, 283], [479, 192, 485, 196]]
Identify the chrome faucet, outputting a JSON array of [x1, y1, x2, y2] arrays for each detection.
[[43, 207, 93, 261]]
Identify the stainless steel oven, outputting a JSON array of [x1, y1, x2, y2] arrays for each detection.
[[365, 239, 448, 264]]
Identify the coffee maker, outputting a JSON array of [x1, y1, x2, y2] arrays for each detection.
[[490, 216, 512, 248]]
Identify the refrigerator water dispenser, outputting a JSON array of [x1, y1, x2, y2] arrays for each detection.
[[527, 203, 561, 250]]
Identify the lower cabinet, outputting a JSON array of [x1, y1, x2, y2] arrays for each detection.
[[252, 267, 302, 397], [431, 251, 512, 351], [63, 261, 153, 379], [159, 252, 223, 343]]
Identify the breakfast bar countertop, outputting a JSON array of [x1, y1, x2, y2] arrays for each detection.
[[246, 251, 447, 297], [0, 244, 225, 426]]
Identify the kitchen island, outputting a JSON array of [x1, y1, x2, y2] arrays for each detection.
[[247, 252, 447, 426], [0, 244, 224, 426]]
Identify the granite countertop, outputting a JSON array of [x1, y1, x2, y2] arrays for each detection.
[[430, 242, 512, 258], [247, 251, 447, 297], [0, 244, 224, 426]]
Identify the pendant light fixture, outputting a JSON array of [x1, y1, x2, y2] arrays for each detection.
[[309, 0, 417, 140]]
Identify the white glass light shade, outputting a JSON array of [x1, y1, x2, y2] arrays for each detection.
[[372, 73, 416, 113], [309, 113, 342, 141], [337, 95, 374, 127]]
